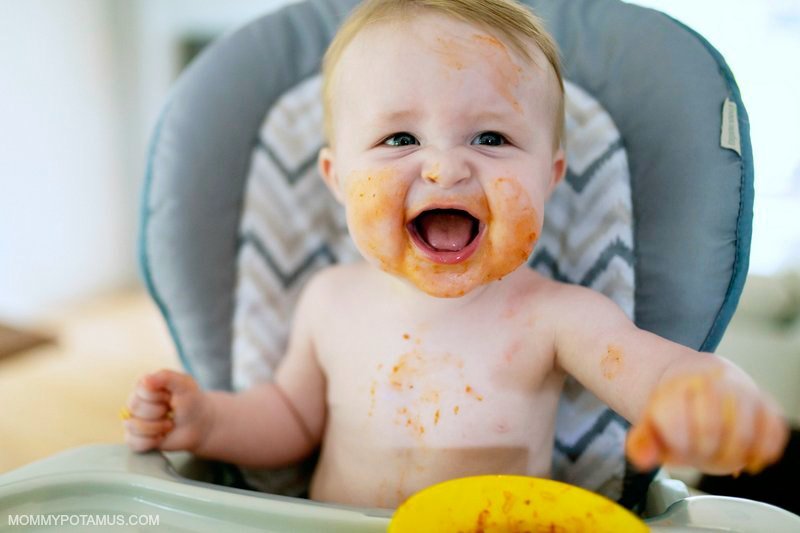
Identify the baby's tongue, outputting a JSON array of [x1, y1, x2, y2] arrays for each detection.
[[417, 211, 474, 251]]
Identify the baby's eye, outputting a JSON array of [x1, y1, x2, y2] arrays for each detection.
[[383, 132, 419, 147], [471, 131, 507, 146]]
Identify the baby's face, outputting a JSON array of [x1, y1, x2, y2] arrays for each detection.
[[320, 13, 565, 298]]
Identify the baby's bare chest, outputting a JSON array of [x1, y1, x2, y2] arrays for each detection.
[[318, 314, 559, 447]]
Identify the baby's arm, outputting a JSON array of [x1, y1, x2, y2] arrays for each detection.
[[123, 277, 326, 468], [550, 284, 788, 475]]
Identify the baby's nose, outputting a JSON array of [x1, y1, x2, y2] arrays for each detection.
[[421, 149, 472, 188]]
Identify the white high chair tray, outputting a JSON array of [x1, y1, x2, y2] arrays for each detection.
[[1, 445, 797, 532]]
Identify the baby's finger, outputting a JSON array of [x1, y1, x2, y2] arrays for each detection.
[[143, 369, 197, 397], [743, 403, 770, 474], [626, 421, 665, 470], [134, 370, 170, 402], [124, 432, 163, 453], [124, 417, 174, 438], [647, 392, 691, 463], [136, 388, 170, 404], [688, 381, 722, 462], [746, 403, 789, 474], [714, 391, 755, 470], [127, 391, 170, 420]]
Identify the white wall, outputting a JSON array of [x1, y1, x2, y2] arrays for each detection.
[[0, 0, 129, 321], [0, 0, 289, 322]]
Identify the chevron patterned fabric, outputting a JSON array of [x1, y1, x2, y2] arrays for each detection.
[[533, 82, 635, 501], [231, 76, 635, 501]]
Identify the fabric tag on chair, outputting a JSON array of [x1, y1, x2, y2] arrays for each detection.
[[720, 98, 741, 156]]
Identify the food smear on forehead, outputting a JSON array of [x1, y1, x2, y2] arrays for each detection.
[[471, 33, 525, 113], [345, 170, 540, 297], [433, 36, 466, 72], [431, 31, 524, 113]]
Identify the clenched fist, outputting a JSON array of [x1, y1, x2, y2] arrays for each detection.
[[626, 368, 789, 475], [123, 369, 214, 453]]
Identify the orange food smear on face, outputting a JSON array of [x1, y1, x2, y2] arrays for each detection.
[[434, 36, 466, 71], [425, 162, 441, 183], [472, 34, 523, 113], [346, 169, 540, 298], [472, 33, 504, 50], [601, 345, 624, 379], [433, 32, 524, 113]]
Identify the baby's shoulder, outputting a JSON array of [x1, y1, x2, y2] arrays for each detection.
[[510, 269, 616, 313], [293, 262, 371, 323], [303, 261, 372, 299]]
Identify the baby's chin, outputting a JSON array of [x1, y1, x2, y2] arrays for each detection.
[[392, 271, 491, 299], [352, 228, 537, 298], [412, 277, 490, 299], [363, 251, 525, 299]]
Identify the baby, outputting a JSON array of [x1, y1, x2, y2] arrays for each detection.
[[124, 0, 788, 509]]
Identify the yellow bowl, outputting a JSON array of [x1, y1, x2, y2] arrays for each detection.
[[389, 475, 648, 532]]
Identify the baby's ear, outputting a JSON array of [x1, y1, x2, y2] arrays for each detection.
[[318, 147, 344, 203], [547, 147, 566, 198]]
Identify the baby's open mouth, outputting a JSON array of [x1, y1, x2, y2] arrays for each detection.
[[407, 208, 484, 264]]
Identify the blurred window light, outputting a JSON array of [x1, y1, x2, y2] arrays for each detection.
[[627, 0, 800, 275]]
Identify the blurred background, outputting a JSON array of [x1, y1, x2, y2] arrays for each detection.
[[0, 0, 798, 505]]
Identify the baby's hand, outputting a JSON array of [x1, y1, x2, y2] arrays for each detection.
[[123, 369, 212, 453], [626, 368, 789, 475]]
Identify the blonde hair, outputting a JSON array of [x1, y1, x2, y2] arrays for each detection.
[[321, 0, 565, 149]]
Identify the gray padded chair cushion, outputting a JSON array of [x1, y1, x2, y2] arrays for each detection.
[[140, 0, 753, 508], [141, 0, 346, 389], [528, 0, 752, 352]]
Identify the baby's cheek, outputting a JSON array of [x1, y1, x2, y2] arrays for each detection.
[[483, 178, 540, 275], [345, 170, 407, 266]]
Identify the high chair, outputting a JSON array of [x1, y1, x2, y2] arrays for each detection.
[[3, 0, 798, 530]]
